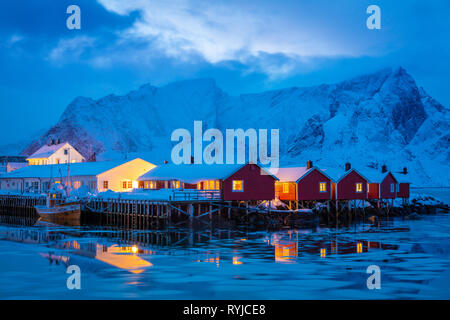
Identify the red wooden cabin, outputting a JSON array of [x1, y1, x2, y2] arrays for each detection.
[[271, 161, 333, 201], [137, 163, 278, 201], [395, 168, 410, 199], [366, 167, 398, 199], [322, 163, 368, 200]]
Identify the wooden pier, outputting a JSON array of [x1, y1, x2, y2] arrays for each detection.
[[0, 192, 419, 229]]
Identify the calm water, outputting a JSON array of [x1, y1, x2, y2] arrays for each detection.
[[0, 213, 450, 299]]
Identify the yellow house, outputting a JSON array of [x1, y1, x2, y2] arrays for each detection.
[[26, 141, 85, 165]]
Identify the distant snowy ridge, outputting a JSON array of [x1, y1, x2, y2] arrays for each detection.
[[21, 67, 450, 187]]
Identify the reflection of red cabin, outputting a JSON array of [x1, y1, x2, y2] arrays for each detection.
[[366, 171, 398, 199], [271, 161, 333, 201], [323, 164, 368, 200]]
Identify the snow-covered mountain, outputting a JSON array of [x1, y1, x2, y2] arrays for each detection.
[[21, 67, 449, 186]]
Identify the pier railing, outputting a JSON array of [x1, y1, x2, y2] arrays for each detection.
[[170, 190, 221, 201]]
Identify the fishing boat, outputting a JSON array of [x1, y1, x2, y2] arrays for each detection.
[[34, 146, 82, 226], [35, 187, 81, 225]]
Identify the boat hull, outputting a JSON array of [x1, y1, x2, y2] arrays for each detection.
[[35, 203, 81, 226]]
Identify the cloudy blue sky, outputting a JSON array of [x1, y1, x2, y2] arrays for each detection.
[[1, 0, 449, 145]]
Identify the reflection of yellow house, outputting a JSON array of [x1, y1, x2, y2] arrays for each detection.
[[95, 244, 152, 274], [65, 241, 152, 274], [274, 242, 298, 263]]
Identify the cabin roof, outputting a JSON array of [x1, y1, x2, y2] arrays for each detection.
[[138, 163, 278, 184], [321, 167, 369, 183], [268, 166, 311, 182], [363, 171, 396, 184], [394, 173, 411, 183], [269, 166, 333, 182], [0, 159, 140, 179], [26, 142, 68, 159]]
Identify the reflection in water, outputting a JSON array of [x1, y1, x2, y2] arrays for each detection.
[[0, 213, 450, 299]]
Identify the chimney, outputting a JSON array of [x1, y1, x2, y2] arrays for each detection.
[[402, 167, 408, 175], [306, 160, 313, 169], [345, 162, 351, 171], [381, 165, 387, 173]]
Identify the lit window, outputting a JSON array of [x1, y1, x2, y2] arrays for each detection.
[[73, 181, 81, 189], [103, 181, 108, 189], [356, 183, 363, 193], [282, 183, 289, 193], [197, 182, 202, 190], [128, 181, 133, 188], [71, 160, 76, 163], [319, 182, 327, 192], [172, 180, 180, 189], [390, 183, 395, 192], [56, 159, 60, 164], [215, 180, 220, 190], [122, 181, 127, 189], [232, 180, 243, 192]]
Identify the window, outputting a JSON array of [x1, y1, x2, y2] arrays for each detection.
[[128, 181, 133, 188], [356, 183, 363, 193], [64, 149, 68, 155], [319, 182, 327, 192], [122, 181, 127, 189], [89, 181, 96, 190], [215, 180, 220, 190], [197, 182, 202, 190], [282, 183, 289, 193], [396, 184, 399, 192], [232, 180, 243, 192], [73, 181, 81, 189], [207, 180, 218, 190], [172, 180, 180, 189], [103, 181, 108, 189], [55, 159, 60, 164], [390, 183, 395, 193]]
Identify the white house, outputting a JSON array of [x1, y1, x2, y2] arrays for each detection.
[[0, 158, 155, 194], [26, 141, 85, 165], [0, 156, 28, 174]]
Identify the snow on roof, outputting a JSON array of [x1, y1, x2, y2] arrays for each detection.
[[394, 173, 411, 183], [320, 167, 370, 182], [0, 160, 133, 179], [268, 166, 312, 182], [320, 167, 348, 181], [363, 171, 396, 183], [138, 163, 277, 184], [27, 142, 67, 159]]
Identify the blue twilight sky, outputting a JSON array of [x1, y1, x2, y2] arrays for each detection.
[[0, 0, 449, 145]]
